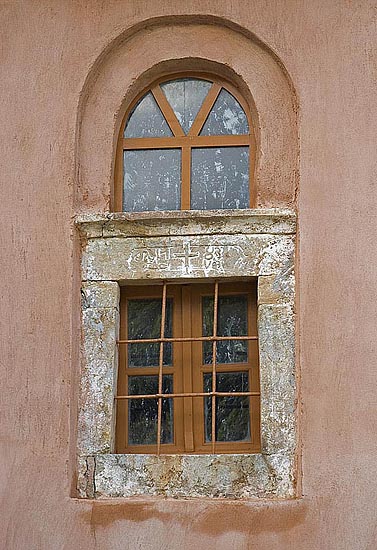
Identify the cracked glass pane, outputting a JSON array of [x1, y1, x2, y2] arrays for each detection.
[[127, 298, 173, 367], [191, 146, 249, 210], [203, 294, 248, 364], [128, 375, 173, 445], [200, 88, 249, 135], [204, 372, 250, 442], [160, 78, 212, 135], [123, 149, 181, 212], [124, 92, 172, 138]]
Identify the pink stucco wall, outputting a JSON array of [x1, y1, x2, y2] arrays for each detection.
[[1, 1, 376, 548]]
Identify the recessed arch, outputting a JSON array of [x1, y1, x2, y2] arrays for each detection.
[[75, 16, 298, 212]]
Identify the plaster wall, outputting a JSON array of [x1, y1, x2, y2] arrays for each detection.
[[1, 1, 377, 549]]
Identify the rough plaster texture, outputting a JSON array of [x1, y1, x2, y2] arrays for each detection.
[[76, 211, 296, 499], [1, 1, 377, 549]]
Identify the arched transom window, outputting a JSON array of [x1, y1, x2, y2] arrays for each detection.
[[115, 76, 255, 212]]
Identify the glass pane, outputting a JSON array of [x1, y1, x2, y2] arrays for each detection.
[[128, 375, 173, 445], [204, 372, 250, 442], [123, 149, 181, 212], [128, 298, 173, 367], [203, 294, 248, 364], [200, 88, 249, 135], [124, 92, 172, 138], [191, 147, 249, 210], [160, 78, 212, 135]]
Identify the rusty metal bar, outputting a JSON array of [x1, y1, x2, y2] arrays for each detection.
[[156, 283, 167, 456], [211, 281, 219, 454], [116, 391, 260, 400], [117, 335, 257, 344]]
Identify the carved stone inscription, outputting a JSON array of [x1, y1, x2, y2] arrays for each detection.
[[129, 242, 246, 276], [82, 234, 294, 281]]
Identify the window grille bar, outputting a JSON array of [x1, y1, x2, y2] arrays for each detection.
[[156, 282, 167, 456], [117, 335, 257, 344], [116, 391, 260, 400], [211, 281, 219, 454]]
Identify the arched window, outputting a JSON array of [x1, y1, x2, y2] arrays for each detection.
[[114, 75, 256, 212]]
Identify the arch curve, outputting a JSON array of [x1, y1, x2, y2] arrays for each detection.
[[75, 15, 298, 212]]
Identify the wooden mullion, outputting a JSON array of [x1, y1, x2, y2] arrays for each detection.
[[211, 281, 219, 453], [122, 135, 249, 150], [125, 366, 174, 376], [181, 146, 191, 210], [189, 82, 221, 137], [182, 286, 194, 451], [156, 283, 167, 455], [200, 363, 251, 373], [113, 135, 124, 212], [151, 85, 185, 137]]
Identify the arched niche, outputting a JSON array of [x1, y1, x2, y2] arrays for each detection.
[[75, 16, 298, 212]]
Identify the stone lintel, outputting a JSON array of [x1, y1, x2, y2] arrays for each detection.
[[82, 234, 295, 282]]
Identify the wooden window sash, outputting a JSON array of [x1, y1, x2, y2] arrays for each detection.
[[115, 281, 261, 455], [113, 74, 257, 212]]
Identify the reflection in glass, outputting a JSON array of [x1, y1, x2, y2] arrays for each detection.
[[128, 375, 173, 445], [200, 88, 249, 135], [203, 294, 248, 364], [160, 78, 212, 135], [123, 149, 181, 212], [191, 147, 249, 210], [127, 298, 173, 367], [124, 92, 173, 138], [204, 372, 250, 442]]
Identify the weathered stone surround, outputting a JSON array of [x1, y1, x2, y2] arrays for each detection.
[[76, 209, 296, 499]]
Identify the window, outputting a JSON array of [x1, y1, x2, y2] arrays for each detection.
[[116, 281, 260, 454], [76, 59, 296, 498], [114, 75, 256, 212]]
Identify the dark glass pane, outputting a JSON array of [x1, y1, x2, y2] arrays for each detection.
[[160, 78, 212, 135], [200, 88, 249, 135], [124, 92, 172, 138], [203, 294, 248, 364], [204, 372, 250, 442], [128, 298, 173, 367], [191, 147, 249, 210], [123, 149, 181, 212], [128, 375, 173, 445]]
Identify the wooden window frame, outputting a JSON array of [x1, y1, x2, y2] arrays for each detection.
[[113, 73, 257, 212], [115, 280, 261, 455]]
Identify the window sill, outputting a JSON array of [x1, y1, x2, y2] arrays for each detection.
[[79, 452, 295, 500]]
